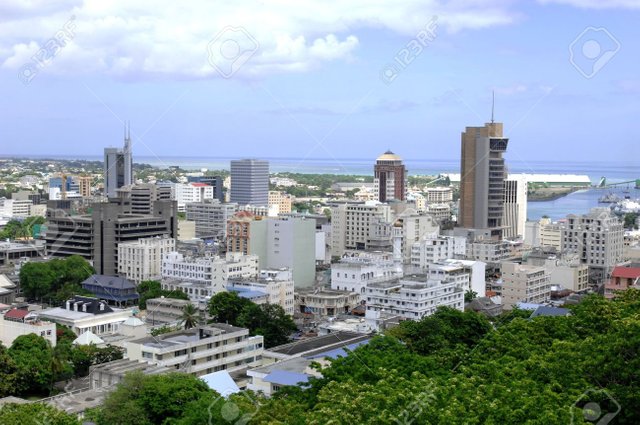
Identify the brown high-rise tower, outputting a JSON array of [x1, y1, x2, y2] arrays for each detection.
[[374, 151, 406, 202], [459, 121, 509, 239]]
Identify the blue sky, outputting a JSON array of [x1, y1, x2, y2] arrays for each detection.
[[1, 0, 639, 168]]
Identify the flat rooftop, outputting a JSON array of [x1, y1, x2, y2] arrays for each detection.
[[268, 331, 369, 356]]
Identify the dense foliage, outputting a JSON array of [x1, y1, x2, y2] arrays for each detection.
[[0, 403, 80, 425], [0, 216, 45, 239], [19, 255, 94, 303], [0, 327, 123, 398], [11, 292, 640, 424], [137, 280, 189, 310], [208, 292, 297, 348]]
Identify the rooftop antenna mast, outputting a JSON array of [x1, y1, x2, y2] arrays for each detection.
[[491, 90, 495, 124]]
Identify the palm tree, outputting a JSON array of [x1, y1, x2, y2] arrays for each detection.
[[180, 303, 200, 330]]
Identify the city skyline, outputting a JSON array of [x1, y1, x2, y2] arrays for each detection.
[[0, 1, 639, 165]]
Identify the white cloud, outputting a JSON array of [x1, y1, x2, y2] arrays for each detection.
[[0, 0, 519, 80], [538, 0, 640, 9]]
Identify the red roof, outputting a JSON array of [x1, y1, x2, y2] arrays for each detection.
[[190, 183, 208, 187], [611, 267, 640, 279], [4, 309, 29, 320]]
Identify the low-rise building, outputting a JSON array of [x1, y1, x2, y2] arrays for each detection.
[[39, 296, 134, 336], [425, 187, 453, 203], [227, 269, 295, 315], [268, 191, 293, 215], [145, 297, 194, 325], [411, 235, 466, 268], [501, 262, 551, 310], [294, 289, 360, 318], [466, 240, 511, 263], [0, 308, 57, 347], [125, 324, 264, 377], [330, 251, 401, 298], [605, 265, 640, 299], [365, 274, 464, 320], [81, 275, 139, 306]]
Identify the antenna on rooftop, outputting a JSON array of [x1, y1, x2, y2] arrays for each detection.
[[491, 91, 495, 124]]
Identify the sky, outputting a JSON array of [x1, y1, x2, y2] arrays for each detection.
[[1, 0, 639, 168]]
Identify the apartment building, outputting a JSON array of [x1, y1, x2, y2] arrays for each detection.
[[0, 309, 57, 347], [411, 236, 466, 268], [365, 274, 464, 320], [227, 269, 295, 315], [425, 203, 451, 223], [330, 202, 392, 257], [295, 289, 361, 318], [425, 187, 453, 203], [429, 259, 487, 297], [331, 251, 401, 297], [501, 262, 551, 310], [268, 191, 293, 215], [523, 249, 589, 293], [564, 208, 624, 283], [117, 236, 176, 284], [126, 324, 264, 377], [174, 183, 215, 212], [466, 240, 511, 263]]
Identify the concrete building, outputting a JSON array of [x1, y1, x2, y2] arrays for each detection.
[[435, 259, 487, 298], [226, 211, 257, 255], [187, 175, 225, 202], [394, 210, 441, 263], [540, 219, 565, 251], [0, 198, 33, 218], [374, 151, 406, 202], [186, 200, 237, 240], [466, 240, 512, 263], [0, 308, 57, 347], [45, 200, 177, 276], [366, 274, 464, 320], [230, 159, 269, 206], [39, 296, 134, 336], [0, 275, 17, 304], [503, 174, 528, 239], [174, 183, 215, 212], [330, 202, 392, 257], [249, 217, 316, 287], [331, 251, 401, 298], [145, 297, 194, 325], [162, 252, 259, 302], [268, 191, 293, 215], [295, 289, 361, 318], [227, 269, 295, 315], [115, 184, 172, 215], [125, 324, 264, 377], [425, 187, 453, 203], [426, 203, 451, 224], [104, 126, 133, 198], [564, 208, 624, 283], [459, 121, 509, 240], [501, 262, 551, 310], [78, 176, 92, 198], [523, 248, 589, 293], [117, 236, 176, 284], [411, 235, 466, 268], [0, 241, 45, 266]]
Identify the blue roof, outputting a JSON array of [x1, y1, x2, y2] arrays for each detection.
[[263, 370, 310, 386], [515, 302, 543, 311], [305, 339, 371, 360], [200, 371, 240, 397], [530, 306, 570, 318]]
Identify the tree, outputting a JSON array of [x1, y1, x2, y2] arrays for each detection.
[[8, 334, 54, 395], [464, 289, 477, 303], [0, 403, 80, 425], [208, 292, 251, 324], [137, 280, 189, 310], [238, 303, 297, 348], [19, 262, 56, 301], [180, 303, 200, 329], [0, 344, 19, 398]]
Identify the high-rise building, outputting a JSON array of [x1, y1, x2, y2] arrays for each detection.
[[503, 174, 528, 239], [330, 202, 393, 256], [104, 123, 133, 198], [459, 120, 509, 239], [45, 199, 177, 276], [115, 184, 172, 214], [230, 159, 269, 206], [78, 176, 92, 198], [117, 236, 176, 284], [186, 199, 237, 240], [374, 151, 406, 202], [187, 175, 225, 202]]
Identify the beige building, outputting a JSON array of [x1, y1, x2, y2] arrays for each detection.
[[125, 324, 264, 377], [268, 191, 293, 215], [425, 187, 453, 203], [501, 262, 551, 309], [426, 203, 451, 223], [295, 289, 360, 318], [330, 202, 392, 257], [227, 269, 295, 316], [78, 176, 93, 198], [117, 236, 176, 284]]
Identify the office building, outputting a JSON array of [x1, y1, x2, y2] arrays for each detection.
[[104, 124, 133, 198], [226, 211, 258, 254], [45, 200, 177, 276], [125, 324, 264, 377], [174, 183, 215, 212], [563, 208, 624, 283], [523, 248, 589, 293], [374, 151, 406, 202], [227, 269, 295, 315], [503, 174, 528, 239], [115, 184, 172, 214], [331, 251, 401, 298], [186, 200, 237, 240], [117, 236, 176, 284], [425, 187, 453, 203], [187, 175, 224, 202], [459, 120, 509, 239], [230, 159, 269, 206], [501, 262, 551, 310]]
